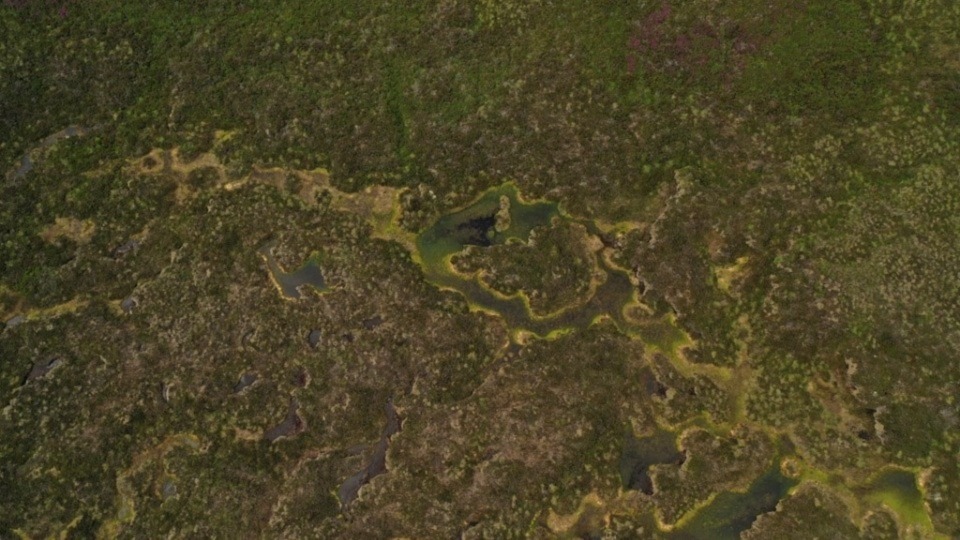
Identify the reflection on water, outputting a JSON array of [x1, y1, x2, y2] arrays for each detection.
[[620, 428, 683, 494], [263, 400, 304, 442], [415, 183, 640, 336], [338, 400, 402, 508], [258, 242, 326, 299], [862, 468, 931, 528], [671, 465, 797, 540]]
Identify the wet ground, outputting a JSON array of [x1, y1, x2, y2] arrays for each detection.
[[415, 183, 642, 338], [258, 242, 327, 300]]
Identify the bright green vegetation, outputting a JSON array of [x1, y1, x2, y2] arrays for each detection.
[[862, 469, 935, 531], [2, 0, 959, 537]]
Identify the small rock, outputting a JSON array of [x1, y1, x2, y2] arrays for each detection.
[[161, 382, 174, 403], [113, 239, 140, 258], [161, 479, 178, 500], [233, 372, 257, 393], [241, 330, 256, 348], [362, 315, 384, 330], [4, 315, 25, 330], [23, 357, 63, 384], [121, 296, 139, 314], [307, 329, 322, 348], [291, 367, 310, 388]]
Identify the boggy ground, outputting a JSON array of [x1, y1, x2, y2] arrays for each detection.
[[2, 0, 960, 538], [0, 143, 952, 539]]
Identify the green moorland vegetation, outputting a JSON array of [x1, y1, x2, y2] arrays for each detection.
[[2, 0, 959, 537]]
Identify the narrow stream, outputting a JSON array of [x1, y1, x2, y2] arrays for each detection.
[[10, 125, 91, 180]]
